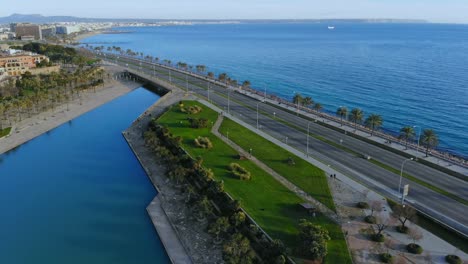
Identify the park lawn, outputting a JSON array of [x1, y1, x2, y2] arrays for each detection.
[[157, 101, 351, 263], [219, 118, 336, 211], [0, 127, 12, 138]]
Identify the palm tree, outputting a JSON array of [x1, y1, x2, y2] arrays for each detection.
[[350, 108, 364, 131], [399, 126, 416, 149], [313, 103, 323, 113], [292, 93, 303, 105], [303, 96, 314, 108], [242, 80, 251, 89], [365, 114, 383, 136], [421, 129, 438, 157], [336, 106, 348, 126]]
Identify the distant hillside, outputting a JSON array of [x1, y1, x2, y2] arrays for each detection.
[[0, 14, 428, 24]]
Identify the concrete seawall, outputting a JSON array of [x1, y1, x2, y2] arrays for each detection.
[[122, 89, 193, 264]]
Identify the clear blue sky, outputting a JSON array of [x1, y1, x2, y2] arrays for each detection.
[[2, 0, 468, 23]]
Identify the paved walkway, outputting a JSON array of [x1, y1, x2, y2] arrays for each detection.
[[211, 114, 340, 223], [147, 196, 193, 264], [196, 97, 468, 263]]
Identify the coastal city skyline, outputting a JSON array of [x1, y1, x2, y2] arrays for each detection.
[[1, 0, 468, 23]]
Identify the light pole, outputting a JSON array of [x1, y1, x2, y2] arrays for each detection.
[[413, 125, 421, 154], [207, 83, 210, 102], [228, 89, 231, 114], [169, 69, 172, 83], [256, 102, 260, 129], [264, 86, 267, 101], [285, 136, 288, 144], [398, 158, 413, 196], [185, 75, 189, 92], [307, 122, 312, 156]]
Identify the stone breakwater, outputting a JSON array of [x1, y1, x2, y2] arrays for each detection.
[[122, 89, 224, 263]]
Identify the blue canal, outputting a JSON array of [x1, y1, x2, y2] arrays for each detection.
[[0, 88, 170, 263]]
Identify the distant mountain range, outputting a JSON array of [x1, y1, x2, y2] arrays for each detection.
[[0, 13, 428, 24]]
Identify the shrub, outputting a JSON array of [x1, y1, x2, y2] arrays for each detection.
[[357, 202, 369, 209], [379, 253, 393, 263], [286, 156, 295, 166], [445, 255, 462, 264], [187, 117, 209, 128], [186, 105, 203, 114], [228, 163, 251, 180], [406, 243, 423, 254], [364, 215, 376, 224], [194, 136, 213, 149], [371, 233, 385, 242]]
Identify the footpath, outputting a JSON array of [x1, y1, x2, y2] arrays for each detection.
[[211, 114, 340, 223], [195, 97, 467, 263]]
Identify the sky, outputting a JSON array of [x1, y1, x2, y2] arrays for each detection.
[[2, 0, 468, 23]]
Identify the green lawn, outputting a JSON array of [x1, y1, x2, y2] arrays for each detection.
[[219, 118, 336, 211], [0, 127, 12, 138], [157, 101, 351, 263]]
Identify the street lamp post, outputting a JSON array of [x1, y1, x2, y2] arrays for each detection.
[[307, 122, 312, 156], [413, 125, 421, 154], [207, 83, 210, 102], [256, 102, 260, 129], [169, 69, 172, 83], [228, 90, 231, 114], [264, 86, 267, 101], [398, 158, 413, 196]]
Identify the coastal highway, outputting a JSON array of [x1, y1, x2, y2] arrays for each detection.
[[100, 54, 468, 237]]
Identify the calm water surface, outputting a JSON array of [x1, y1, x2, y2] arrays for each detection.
[[0, 88, 169, 264], [83, 23, 468, 158]]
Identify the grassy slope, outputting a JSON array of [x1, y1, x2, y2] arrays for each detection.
[[157, 101, 351, 263], [219, 118, 336, 211], [0, 127, 12, 138]]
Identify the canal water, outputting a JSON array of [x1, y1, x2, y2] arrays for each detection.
[[0, 88, 170, 263]]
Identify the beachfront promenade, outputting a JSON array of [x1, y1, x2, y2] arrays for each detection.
[[100, 55, 468, 238]]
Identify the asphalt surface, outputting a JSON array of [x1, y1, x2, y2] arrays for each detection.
[[102, 54, 468, 237]]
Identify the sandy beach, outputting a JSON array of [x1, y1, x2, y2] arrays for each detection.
[[0, 66, 141, 155], [73, 30, 105, 42]]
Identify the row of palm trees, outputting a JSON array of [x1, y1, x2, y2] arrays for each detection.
[[336, 106, 438, 157], [0, 67, 106, 130], [91, 45, 442, 158], [289, 93, 439, 157]]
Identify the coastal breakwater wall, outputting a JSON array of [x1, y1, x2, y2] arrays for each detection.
[[122, 88, 194, 264]]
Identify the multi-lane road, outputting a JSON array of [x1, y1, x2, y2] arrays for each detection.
[[99, 53, 468, 237]]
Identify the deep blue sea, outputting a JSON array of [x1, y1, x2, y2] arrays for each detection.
[[83, 23, 468, 158], [0, 88, 169, 264]]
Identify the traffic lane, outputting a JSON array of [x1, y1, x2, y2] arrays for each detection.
[[222, 95, 468, 227], [233, 93, 468, 199]]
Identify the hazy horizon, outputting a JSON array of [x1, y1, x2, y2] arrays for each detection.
[[1, 0, 468, 24]]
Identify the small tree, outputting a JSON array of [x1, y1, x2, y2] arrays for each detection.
[[230, 211, 246, 227], [208, 217, 230, 241], [371, 214, 393, 242], [297, 219, 331, 261], [223, 233, 256, 264], [365, 200, 383, 223], [407, 226, 423, 244], [391, 204, 417, 233]]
